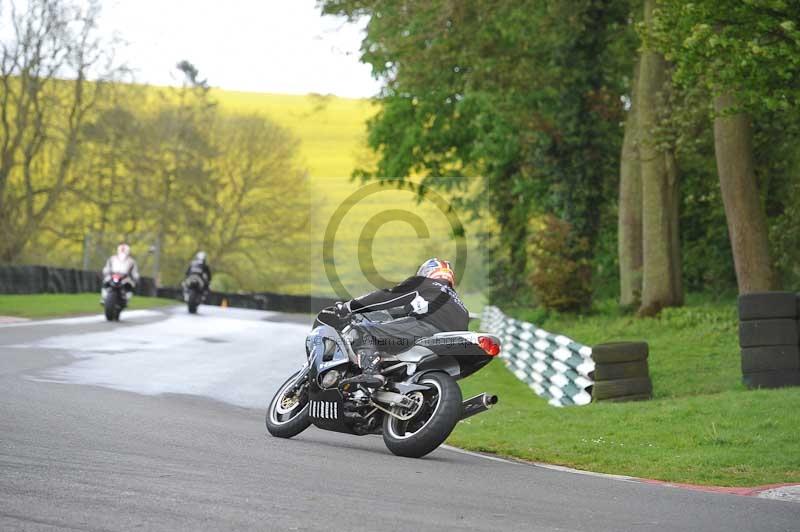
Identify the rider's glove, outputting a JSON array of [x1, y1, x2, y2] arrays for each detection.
[[334, 301, 351, 319]]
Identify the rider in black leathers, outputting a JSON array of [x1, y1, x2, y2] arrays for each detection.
[[184, 251, 212, 298], [334, 258, 468, 387]]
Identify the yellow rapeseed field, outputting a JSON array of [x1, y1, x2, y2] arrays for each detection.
[[214, 90, 479, 298]]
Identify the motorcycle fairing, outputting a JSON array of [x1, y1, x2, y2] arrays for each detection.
[[305, 324, 359, 434], [386, 331, 499, 381], [307, 387, 355, 434], [305, 324, 355, 366]]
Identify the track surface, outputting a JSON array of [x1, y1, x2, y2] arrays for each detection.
[[1, 306, 797, 531]]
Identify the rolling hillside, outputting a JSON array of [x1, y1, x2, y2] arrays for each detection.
[[214, 90, 485, 299]]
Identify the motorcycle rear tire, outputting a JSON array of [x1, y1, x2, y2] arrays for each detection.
[[382, 371, 462, 458], [188, 293, 199, 314]]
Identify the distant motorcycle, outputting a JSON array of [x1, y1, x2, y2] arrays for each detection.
[[266, 308, 501, 458], [182, 274, 206, 314], [103, 273, 131, 321]]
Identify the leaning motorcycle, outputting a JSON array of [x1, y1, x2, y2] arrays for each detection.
[[183, 274, 205, 314], [266, 309, 501, 458], [103, 273, 130, 321]]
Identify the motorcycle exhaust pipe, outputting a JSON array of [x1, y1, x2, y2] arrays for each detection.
[[461, 393, 499, 420]]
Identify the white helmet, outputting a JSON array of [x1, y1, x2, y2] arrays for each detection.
[[195, 251, 207, 262], [117, 243, 130, 259]]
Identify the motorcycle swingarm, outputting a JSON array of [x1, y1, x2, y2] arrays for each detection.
[[388, 381, 430, 395]]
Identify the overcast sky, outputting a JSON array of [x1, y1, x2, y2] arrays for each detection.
[[100, 0, 381, 98]]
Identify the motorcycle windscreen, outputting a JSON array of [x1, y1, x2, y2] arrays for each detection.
[[313, 307, 350, 330]]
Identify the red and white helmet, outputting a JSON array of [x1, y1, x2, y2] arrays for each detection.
[[117, 243, 130, 260], [417, 258, 456, 287]]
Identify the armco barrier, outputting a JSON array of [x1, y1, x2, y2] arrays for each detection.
[[0, 265, 156, 296], [481, 306, 594, 407], [0, 264, 331, 313], [157, 287, 338, 314]]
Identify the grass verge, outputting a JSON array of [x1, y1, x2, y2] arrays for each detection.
[[0, 293, 176, 319], [451, 294, 800, 487]]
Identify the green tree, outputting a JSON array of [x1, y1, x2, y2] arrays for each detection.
[[651, 0, 800, 293], [617, 60, 642, 307], [636, 0, 683, 316], [28, 70, 310, 291], [321, 0, 636, 309], [194, 113, 309, 289], [0, 0, 121, 262], [147, 61, 217, 284]]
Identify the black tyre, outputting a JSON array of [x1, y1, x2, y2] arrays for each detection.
[[741, 345, 800, 373], [742, 370, 800, 390], [104, 292, 118, 321], [382, 372, 462, 458], [188, 293, 199, 314], [738, 319, 798, 348], [592, 360, 649, 381], [592, 377, 652, 401], [266, 371, 311, 438], [738, 292, 798, 321], [591, 342, 649, 364]]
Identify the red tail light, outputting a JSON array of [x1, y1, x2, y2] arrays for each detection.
[[478, 336, 500, 356]]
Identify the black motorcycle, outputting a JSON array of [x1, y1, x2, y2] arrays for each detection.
[[266, 309, 501, 458], [103, 273, 130, 321], [183, 274, 206, 314]]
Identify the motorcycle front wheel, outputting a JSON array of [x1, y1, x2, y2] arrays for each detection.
[[104, 292, 119, 321], [266, 370, 310, 438], [187, 292, 199, 314], [382, 371, 462, 458]]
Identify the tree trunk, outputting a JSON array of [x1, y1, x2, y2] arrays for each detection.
[[0, 237, 23, 264], [637, 0, 682, 316], [713, 93, 774, 293], [618, 62, 642, 307], [665, 151, 683, 304]]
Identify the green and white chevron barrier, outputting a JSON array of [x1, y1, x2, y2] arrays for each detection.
[[481, 306, 594, 407]]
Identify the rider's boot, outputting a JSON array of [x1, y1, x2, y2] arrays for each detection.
[[339, 350, 386, 389]]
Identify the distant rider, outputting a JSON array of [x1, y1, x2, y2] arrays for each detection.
[[335, 258, 469, 388], [101, 243, 140, 303], [183, 251, 212, 298]]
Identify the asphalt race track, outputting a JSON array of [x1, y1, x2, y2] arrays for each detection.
[[1, 306, 798, 531]]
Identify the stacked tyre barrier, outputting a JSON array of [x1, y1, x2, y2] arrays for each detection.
[[590, 342, 652, 402], [738, 292, 800, 389], [481, 306, 594, 407]]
